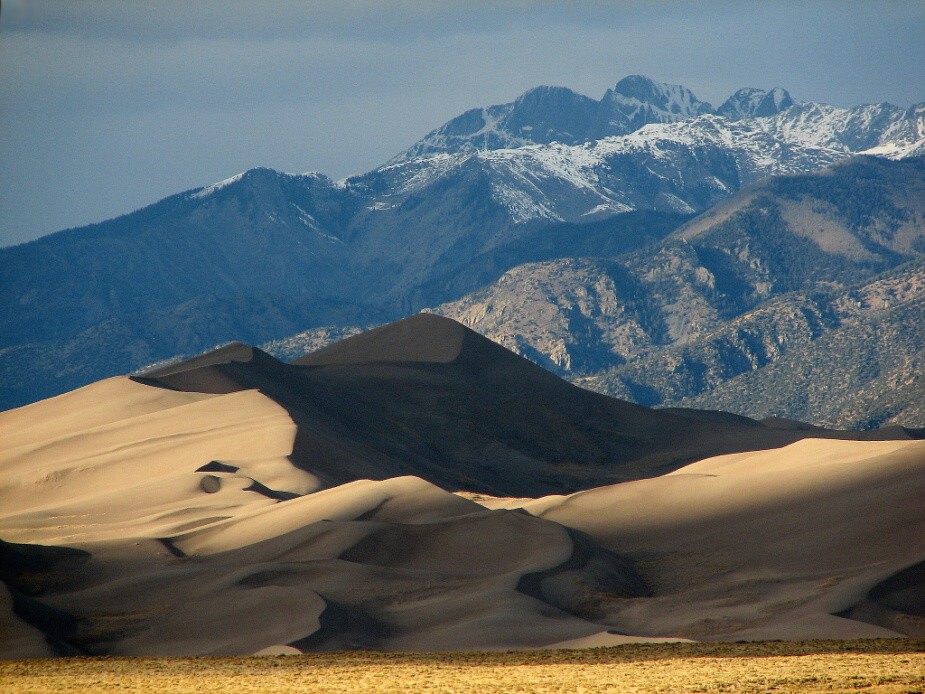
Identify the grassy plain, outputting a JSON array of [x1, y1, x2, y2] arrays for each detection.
[[2, 639, 923, 694]]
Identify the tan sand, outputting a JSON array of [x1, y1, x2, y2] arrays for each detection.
[[0, 377, 665, 655], [0, 377, 316, 546], [517, 438, 925, 641], [0, 324, 922, 656]]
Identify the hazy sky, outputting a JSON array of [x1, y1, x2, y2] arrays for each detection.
[[2, 1, 924, 247]]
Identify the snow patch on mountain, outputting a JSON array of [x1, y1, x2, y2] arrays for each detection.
[[759, 101, 925, 153], [191, 172, 245, 199], [395, 76, 716, 161], [371, 114, 850, 227], [862, 138, 925, 159]]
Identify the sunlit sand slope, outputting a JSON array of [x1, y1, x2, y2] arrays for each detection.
[[520, 438, 925, 640]]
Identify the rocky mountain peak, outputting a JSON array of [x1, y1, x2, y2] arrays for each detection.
[[609, 75, 713, 117], [503, 85, 600, 144], [513, 84, 586, 107], [718, 87, 795, 120]]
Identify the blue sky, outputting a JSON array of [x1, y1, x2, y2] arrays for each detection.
[[1, 0, 924, 247]]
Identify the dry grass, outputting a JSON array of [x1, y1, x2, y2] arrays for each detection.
[[2, 639, 923, 693]]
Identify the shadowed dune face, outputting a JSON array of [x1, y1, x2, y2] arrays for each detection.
[[294, 313, 469, 366], [135, 314, 919, 498], [0, 474, 659, 656], [837, 559, 925, 636], [1, 315, 923, 656]]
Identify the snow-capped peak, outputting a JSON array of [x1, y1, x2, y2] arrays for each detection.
[[391, 76, 921, 170], [718, 87, 795, 120], [609, 75, 713, 118]]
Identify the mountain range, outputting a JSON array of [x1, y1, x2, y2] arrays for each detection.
[[434, 155, 925, 425], [395, 75, 922, 160], [1, 75, 924, 428]]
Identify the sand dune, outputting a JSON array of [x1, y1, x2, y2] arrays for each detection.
[[517, 438, 925, 640], [140, 314, 921, 497], [0, 377, 313, 546], [0, 376, 665, 654], [0, 466, 666, 654], [1, 315, 923, 656]]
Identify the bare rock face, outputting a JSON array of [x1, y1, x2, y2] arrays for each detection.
[[718, 87, 794, 120], [435, 156, 925, 428]]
